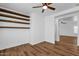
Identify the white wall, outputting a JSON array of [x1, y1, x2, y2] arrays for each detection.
[[30, 13, 45, 44], [0, 29, 30, 49], [0, 18, 30, 50], [45, 16, 55, 44], [59, 17, 77, 36], [0, 13, 45, 50]]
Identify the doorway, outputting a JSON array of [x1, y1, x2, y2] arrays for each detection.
[[59, 16, 77, 45]]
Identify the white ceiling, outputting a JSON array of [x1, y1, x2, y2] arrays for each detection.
[[0, 3, 78, 16]]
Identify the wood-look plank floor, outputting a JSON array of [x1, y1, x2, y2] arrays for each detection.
[[60, 35, 77, 45], [0, 35, 78, 56], [0, 41, 79, 56]]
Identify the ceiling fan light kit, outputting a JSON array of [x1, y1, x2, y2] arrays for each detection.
[[42, 6, 47, 9]]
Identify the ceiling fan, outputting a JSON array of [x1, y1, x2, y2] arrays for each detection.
[[32, 3, 56, 13]]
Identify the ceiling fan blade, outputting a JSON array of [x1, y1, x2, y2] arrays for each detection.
[[32, 6, 42, 8], [42, 9, 45, 13], [48, 6, 55, 10], [47, 3, 52, 5]]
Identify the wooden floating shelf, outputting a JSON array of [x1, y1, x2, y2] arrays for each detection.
[[0, 13, 30, 21], [0, 7, 30, 18], [0, 26, 30, 29], [0, 19, 30, 24]]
